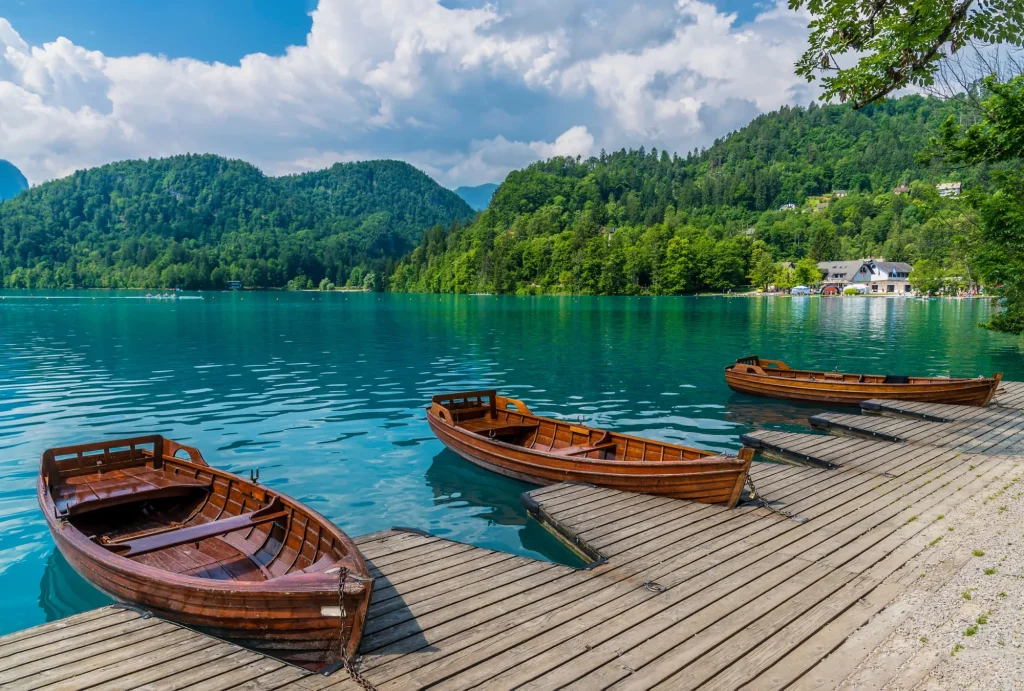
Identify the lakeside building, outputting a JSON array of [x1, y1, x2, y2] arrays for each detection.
[[817, 259, 913, 294], [937, 182, 962, 197]]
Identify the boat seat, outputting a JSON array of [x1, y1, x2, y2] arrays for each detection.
[[102, 498, 289, 558], [476, 423, 540, 440], [54, 469, 212, 517], [449, 405, 492, 421], [552, 442, 617, 457]]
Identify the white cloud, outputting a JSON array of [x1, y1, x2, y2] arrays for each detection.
[[529, 125, 595, 159], [0, 1, 817, 187]]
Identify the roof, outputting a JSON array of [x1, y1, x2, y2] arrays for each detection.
[[868, 260, 912, 273], [817, 260, 913, 279], [817, 260, 866, 279]]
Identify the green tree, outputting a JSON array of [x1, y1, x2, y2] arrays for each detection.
[[775, 266, 797, 291], [910, 259, 946, 295], [792, 0, 1024, 107], [809, 222, 841, 261], [794, 257, 822, 286], [927, 75, 1024, 330], [748, 246, 778, 290]]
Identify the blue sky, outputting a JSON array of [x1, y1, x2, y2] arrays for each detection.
[[4, 0, 317, 62], [0, 0, 817, 187]]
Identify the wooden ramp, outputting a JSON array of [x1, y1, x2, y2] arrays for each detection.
[[863, 397, 1024, 424], [809, 404, 1024, 455], [5, 397, 1024, 689]]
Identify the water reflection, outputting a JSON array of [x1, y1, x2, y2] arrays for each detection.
[[424, 449, 584, 566], [723, 395, 833, 430], [39, 550, 111, 622], [425, 449, 532, 526]]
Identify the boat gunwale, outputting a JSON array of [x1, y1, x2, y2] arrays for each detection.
[[426, 391, 735, 465], [725, 356, 1000, 389], [428, 420, 746, 477], [38, 442, 370, 593], [428, 418, 744, 471]]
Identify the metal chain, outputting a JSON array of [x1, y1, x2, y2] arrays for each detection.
[[745, 473, 807, 523], [336, 567, 377, 691], [342, 657, 376, 691]]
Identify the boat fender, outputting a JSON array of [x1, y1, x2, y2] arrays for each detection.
[[520, 492, 541, 514], [738, 433, 764, 449]]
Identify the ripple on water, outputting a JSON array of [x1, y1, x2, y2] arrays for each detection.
[[0, 291, 1020, 634]]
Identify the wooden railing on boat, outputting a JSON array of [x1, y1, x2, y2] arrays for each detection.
[[430, 390, 534, 423]]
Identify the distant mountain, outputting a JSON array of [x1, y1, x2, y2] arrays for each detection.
[[454, 183, 499, 211], [0, 160, 28, 201], [0, 154, 475, 289]]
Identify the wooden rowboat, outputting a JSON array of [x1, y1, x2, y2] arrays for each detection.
[[725, 356, 1001, 407], [37, 436, 372, 672], [426, 391, 753, 507]]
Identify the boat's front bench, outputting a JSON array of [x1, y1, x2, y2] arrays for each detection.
[[54, 468, 212, 517]]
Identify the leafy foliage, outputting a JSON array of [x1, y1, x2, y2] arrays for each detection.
[[391, 95, 985, 295], [0, 155, 474, 289], [925, 75, 1024, 331], [792, 0, 1024, 107]]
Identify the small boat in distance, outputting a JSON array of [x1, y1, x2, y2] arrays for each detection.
[[725, 356, 1001, 407], [38, 436, 372, 673], [427, 391, 753, 506]]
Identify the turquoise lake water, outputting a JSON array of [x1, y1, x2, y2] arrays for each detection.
[[2, 291, 1022, 633]]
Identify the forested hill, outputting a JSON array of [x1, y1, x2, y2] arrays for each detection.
[[391, 95, 980, 295], [0, 155, 474, 289]]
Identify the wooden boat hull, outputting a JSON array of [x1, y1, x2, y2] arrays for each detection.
[[725, 357, 1000, 407], [38, 437, 372, 672], [427, 392, 751, 506]]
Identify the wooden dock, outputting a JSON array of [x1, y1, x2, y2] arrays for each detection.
[[992, 378, 1024, 410], [5, 387, 1024, 689]]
